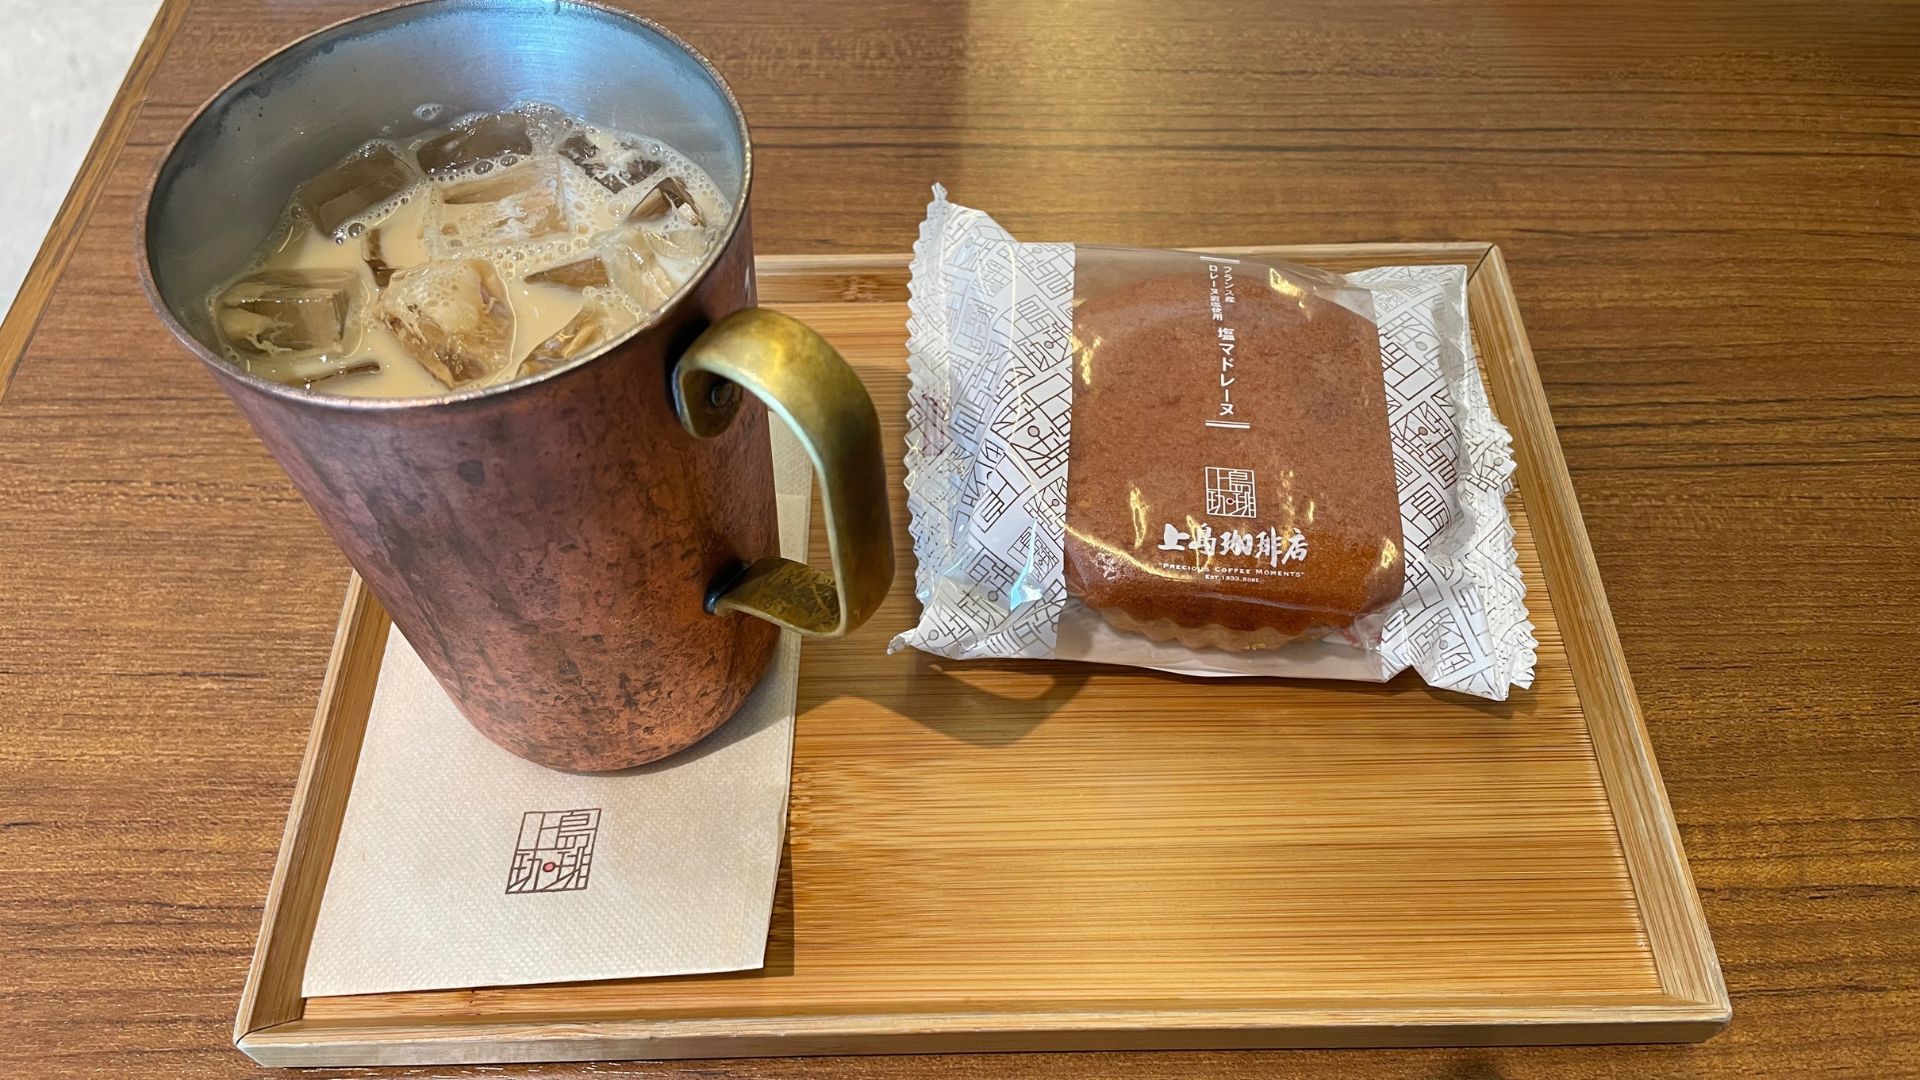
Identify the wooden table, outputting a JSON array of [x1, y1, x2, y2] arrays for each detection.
[[2, 0, 1915, 1076]]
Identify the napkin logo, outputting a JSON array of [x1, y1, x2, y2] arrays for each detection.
[[1205, 466, 1257, 518], [506, 808, 600, 895]]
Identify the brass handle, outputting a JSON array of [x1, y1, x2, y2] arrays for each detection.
[[672, 308, 894, 638]]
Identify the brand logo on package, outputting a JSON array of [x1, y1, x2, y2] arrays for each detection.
[[1204, 467, 1257, 518], [506, 808, 600, 895]]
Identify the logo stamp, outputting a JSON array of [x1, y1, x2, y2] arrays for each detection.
[[1205, 466, 1257, 518], [506, 808, 600, 895]]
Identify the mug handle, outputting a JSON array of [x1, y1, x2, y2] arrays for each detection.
[[671, 308, 894, 638]]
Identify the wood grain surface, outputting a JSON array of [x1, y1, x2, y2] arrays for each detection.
[[1, 0, 1916, 1077], [231, 250, 1721, 1065]]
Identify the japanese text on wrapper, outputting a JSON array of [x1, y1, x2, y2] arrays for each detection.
[[1159, 522, 1307, 568], [1204, 258, 1243, 429]]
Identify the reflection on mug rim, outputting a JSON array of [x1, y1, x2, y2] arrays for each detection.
[[136, 0, 756, 412]]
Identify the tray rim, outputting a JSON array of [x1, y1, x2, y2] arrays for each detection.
[[233, 244, 1728, 1067]]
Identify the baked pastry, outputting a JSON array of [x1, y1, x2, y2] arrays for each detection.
[[1061, 263, 1404, 648], [895, 190, 1534, 697]]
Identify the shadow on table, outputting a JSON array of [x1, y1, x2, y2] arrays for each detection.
[[803, 645, 1093, 748], [804, 636, 1533, 749]]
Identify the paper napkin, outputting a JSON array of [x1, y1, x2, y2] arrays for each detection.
[[302, 422, 808, 997]]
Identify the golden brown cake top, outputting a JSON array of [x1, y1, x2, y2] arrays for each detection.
[[1062, 258, 1405, 639]]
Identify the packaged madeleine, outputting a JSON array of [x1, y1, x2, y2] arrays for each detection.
[[890, 188, 1536, 700]]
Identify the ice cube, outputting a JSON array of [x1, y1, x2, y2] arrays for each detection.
[[440, 165, 558, 208], [525, 255, 610, 289], [638, 213, 709, 262], [375, 259, 516, 388], [624, 175, 702, 228], [510, 102, 573, 143], [555, 132, 600, 167], [365, 232, 398, 287], [415, 110, 533, 176], [295, 359, 383, 388], [598, 195, 706, 311], [293, 144, 419, 240], [557, 130, 663, 195], [436, 159, 576, 248], [365, 194, 434, 285], [213, 269, 366, 360], [598, 229, 684, 312], [520, 297, 634, 377]]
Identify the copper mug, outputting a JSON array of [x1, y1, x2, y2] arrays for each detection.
[[138, 0, 892, 771]]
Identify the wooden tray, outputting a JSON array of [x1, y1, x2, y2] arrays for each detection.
[[234, 246, 1727, 1067]]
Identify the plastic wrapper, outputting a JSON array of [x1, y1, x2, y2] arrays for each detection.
[[891, 187, 1536, 700]]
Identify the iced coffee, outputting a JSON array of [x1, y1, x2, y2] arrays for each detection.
[[204, 102, 728, 397]]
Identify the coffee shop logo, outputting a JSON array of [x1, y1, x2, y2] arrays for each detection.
[[1204, 466, 1257, 518], [506, 808, 600, 895]]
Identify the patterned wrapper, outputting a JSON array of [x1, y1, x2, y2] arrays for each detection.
[[891, 187, 1536, 701]]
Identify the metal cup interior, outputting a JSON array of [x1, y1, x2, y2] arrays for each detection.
[[142, 0, 749, 391]]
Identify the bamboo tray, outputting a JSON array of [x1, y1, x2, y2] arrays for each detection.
[[234, 246, 1727, 1067]]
